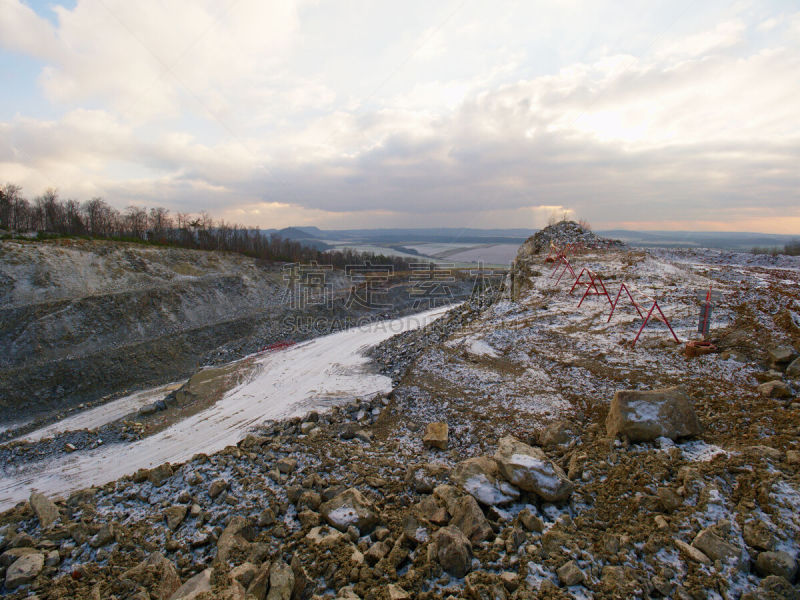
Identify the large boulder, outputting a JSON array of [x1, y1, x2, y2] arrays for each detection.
[[124, 552, 181, 600], [606, 386, 702, 442], [4, 552, 44, 589], [29, 491, 59, 528], [787, 357, 800, 378], [493, 436, 573, 502], [451, 456, 519, 506], [430, 526, 472, 578], [320, 488, 379, 535]]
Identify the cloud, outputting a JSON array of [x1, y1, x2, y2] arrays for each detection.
[[1, 1, 799, 232]]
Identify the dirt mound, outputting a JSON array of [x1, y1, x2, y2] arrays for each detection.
[[516, 221, 624, 258]]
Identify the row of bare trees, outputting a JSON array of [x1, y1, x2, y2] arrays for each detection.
[[0, 184, 413, 268]]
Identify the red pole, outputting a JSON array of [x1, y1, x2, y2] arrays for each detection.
[[632, 301, 657, 347]]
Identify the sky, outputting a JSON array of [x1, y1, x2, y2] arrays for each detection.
[[1, 0, 798, 232]]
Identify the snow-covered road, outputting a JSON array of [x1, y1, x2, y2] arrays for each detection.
[[0, 306, 451, 510]]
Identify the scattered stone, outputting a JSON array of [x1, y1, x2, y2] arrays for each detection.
[[674, 539, 711, 564], [29, 492, 59, 528], [743, 521, 776, 551], [692, 528, 747, 570], [124, 552, 181, 600], [539, 420, 573, 446], [787, 357, 800, 378], [387, 584, 410, 599], [430, 525, 472, 578], [518, 508, 544, 533], [755, 551, 797, 581], [320, 488, 379, 535], [423, 422, 449, 450], [606, 386, 702, 442], [4, 551, 44, 589], [451, 456, 519, 506], [45, 549, 60, 567], [449, 495, 493, 543], [787, 450, 800, 465], [656, 486, 682, 512], [215, 516, 253, 565], [276, 457, 298, 474], [169, 568, 212, 600], [164, 505, 188, 530], [231, 562, 257, 589], [148, 463, 174, 487], [768, 346, 796, 367], [493, 436, 573, 501], [365, 541, 390, 565], [246, 562, 271, 599], [209, 479, 229, 499], [758, 380, 792, 399], [89, 523, 115, 548], [267, 560, 294, 600], [557, 560, 585, 586]]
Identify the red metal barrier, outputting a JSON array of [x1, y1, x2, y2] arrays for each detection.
[[569, 268, 613, 307], [632, 298, 680, 347], [551, 255, 575, 280], [607, 282, 645, 322]]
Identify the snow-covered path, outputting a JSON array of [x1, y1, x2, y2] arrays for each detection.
[[0, 306, 451, 510]]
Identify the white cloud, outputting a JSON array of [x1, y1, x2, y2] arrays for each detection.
[[1, 1, 799, 231]]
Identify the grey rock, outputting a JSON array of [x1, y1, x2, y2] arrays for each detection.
[[168, 568, 212, 600], [493, 436, 573, 502], [755, 551, 797, 581], [319, 488, 379, 535], [267, 560, 294, 600], [29, 492, 59, 528], [431, 525, 472, 578], [450, 495, 493, 543], [606, 386, 702, 442], [4, 551, 44, 589], [557, 560, 585, 586], [451, 456, 519, 506]]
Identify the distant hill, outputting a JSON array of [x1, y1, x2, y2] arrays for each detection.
[[599, 230, 799, 250]]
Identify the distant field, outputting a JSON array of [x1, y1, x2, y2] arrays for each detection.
[[439, 243, 518, 265]]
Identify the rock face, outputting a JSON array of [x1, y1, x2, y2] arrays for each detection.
[[451, 456, 519, 506], [431, 525, 472, 577], [606, 386, 702, 442], [423, 422, 449, 449], [320, 488, 379, 535], [493, 436, 573, 502], [29, 491, 59, 528], [4, 551, 44, 589]]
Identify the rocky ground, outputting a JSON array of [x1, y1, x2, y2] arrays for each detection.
[[1, 223, 800, 599]]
